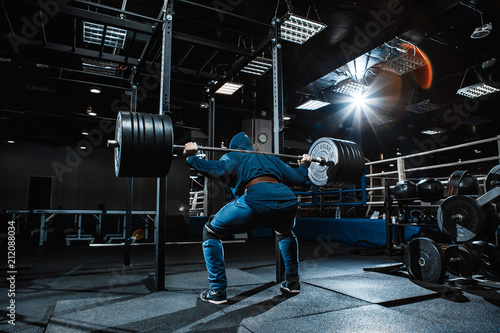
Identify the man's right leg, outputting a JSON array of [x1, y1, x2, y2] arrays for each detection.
[[200, 197, 257, 304]]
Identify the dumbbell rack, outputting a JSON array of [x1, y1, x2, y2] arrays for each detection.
[[383, 182, 442, 258]]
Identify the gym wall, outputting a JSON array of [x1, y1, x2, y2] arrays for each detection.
[[0, 141, 160, 210]]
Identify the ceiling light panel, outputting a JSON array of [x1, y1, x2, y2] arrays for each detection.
[[456, 82, 500, 98], [83, 21, 127, 49], [241, 57, 273, 76], [332, 78, 368, 97], [280, 14, 326, 44], [406, 100, 440, 114], [377, 53, 427, 76], [296, 100, 330, 110], [368, 115, 394, 126], [81, 58, 119, 75], [215, 82, 243, 95]]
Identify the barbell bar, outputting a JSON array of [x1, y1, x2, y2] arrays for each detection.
[[107, 141, 328, 166], [108, 112, 365, 188]]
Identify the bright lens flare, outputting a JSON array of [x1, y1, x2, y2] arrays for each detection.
[[401, 43, 432, 90], [352, 94, 366, 108]]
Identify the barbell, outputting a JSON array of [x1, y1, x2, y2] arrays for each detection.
[[107, 112, 366, 187]]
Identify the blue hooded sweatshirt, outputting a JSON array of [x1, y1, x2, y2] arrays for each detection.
[[186, 132, 309, 211]]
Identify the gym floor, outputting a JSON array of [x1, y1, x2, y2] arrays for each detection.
[[1, 237, 499, 333]]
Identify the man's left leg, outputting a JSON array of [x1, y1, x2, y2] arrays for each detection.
[[200, 221, 227, 304]]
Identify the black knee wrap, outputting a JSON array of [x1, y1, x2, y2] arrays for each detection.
[[202, 217, 222, 242], [276, 230, 295, 242]]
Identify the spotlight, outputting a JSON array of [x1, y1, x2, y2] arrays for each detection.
[[351, 94, 366, 108], [421, 128, 444, 135], [471, 22, 492, 39], [7, 140, 14, 144], [86, 106, 97, 116], [90, 87, 101, 94]]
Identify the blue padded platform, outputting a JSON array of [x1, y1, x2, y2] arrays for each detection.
[[294, 217, 419, 246], [189, 216, 420, 246]]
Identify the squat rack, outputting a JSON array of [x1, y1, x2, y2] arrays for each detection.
[[147, 0, 288, 291]]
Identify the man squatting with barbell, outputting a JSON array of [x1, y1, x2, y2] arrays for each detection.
[[183, 132, 313, 304]]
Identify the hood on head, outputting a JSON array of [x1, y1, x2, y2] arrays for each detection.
[[229, 132, 254, 151]]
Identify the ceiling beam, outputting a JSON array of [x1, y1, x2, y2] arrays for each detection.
[[173, 31, 253, 56], [21, 40, 140, 66], [59, 5, 154, 34], [69, 0, 163, 23]]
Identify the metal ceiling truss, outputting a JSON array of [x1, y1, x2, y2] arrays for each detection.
[[3, 0, 275, 95]]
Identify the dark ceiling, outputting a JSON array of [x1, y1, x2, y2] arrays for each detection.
[[1, 0, 500, 165]]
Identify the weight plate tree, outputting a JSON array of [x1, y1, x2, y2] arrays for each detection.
[[110, 112, 365, 188], [404, 237, 446, 284]]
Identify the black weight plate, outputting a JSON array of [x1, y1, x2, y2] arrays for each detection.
[[337, 140, 355, 188], [346, 140, 364, 187], [333, 139, 352, 188], [444, 244, 481, 276], [437, 195, 485, 242], [161, 113, 174, 176], [136, 112, 147, 175], [340, 139, 357, 187], [338, 139, 364, 188], [471, 241, 500, 280], [115, 112, 134, 177], [142, 113, 157, 176], [114, 112, 123, 177], [482, 243, 500, 280], [485, 164, 500, 192], [404, 237, 446, 283], [130, 112, 141, 176], [152, 113, 174, 177], [328, 139, 347, 187]]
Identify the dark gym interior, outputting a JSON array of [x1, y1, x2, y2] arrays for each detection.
[[1, 0, 500, 332]]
